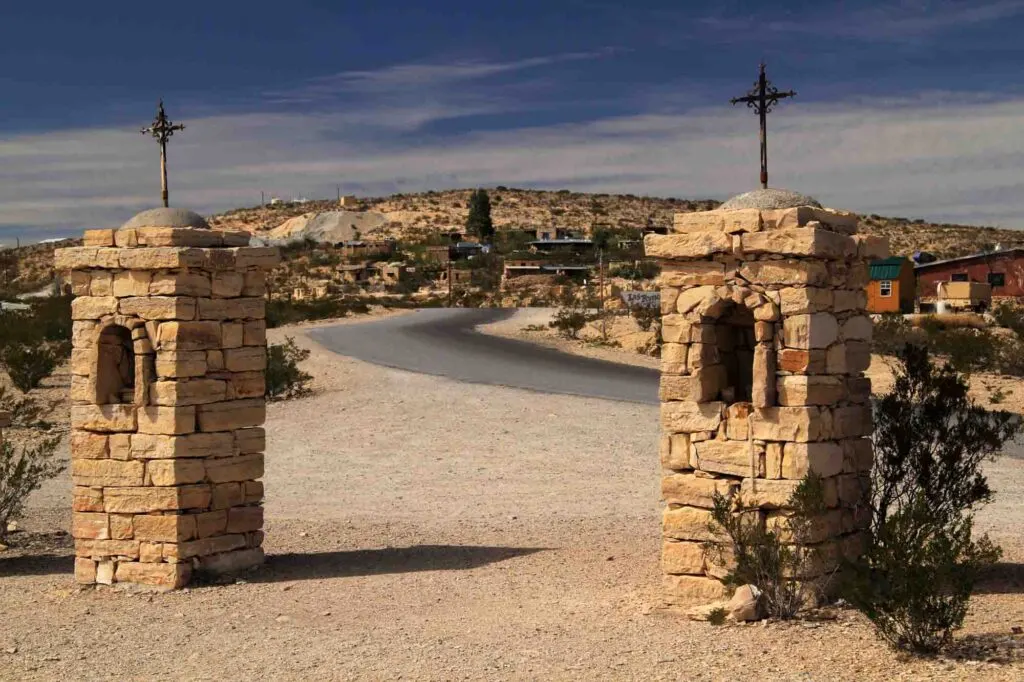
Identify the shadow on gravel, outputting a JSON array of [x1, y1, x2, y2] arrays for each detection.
[[973, 561, 1024, 595], [0, 553, 74, 577], [252, 545, 547, 583]]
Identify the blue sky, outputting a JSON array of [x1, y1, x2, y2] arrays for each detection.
[[4, 0, 1024, 243]]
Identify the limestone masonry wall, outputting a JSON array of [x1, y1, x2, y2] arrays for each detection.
[[646, 205, 889, 604], [56, 223, 280, 589]]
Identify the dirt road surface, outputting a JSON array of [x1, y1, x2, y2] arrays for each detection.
[[1, 316, 1022, 681]]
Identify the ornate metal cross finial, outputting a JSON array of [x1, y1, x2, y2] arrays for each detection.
[[141, 100, 186, 207], [730, 63, 796, 190]]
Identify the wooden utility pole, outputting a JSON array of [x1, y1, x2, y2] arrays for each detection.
[[447, 260, 453, 307], [598, 247, 606, 339], [141, 100, 185, 207], [730, 63, 796, 189]]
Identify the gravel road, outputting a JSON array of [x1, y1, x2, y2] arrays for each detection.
[[309, 308, 659, 404]]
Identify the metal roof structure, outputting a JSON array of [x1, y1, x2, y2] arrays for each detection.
[[868, 256, 907, 281], [912, 247, 1024, 272]]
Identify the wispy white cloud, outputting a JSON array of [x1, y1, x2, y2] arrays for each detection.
[[699, 1, 1024, 42], [4, 49, 1024, 243]]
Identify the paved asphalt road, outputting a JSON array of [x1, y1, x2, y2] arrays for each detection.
[[309, 309, 659, 404]]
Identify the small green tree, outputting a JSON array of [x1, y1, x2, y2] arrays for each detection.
[[843, 344, 1020, 654], [1, 345, 59, 393], [705, 474, 829, 619], [466, 189, 494, 242], [265, 337, 313, 401]]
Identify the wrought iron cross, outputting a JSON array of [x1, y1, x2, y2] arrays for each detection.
[[730, 63, 796, 189], [140, 100, 185, 207]]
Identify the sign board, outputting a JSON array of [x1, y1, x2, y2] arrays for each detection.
[[620, 291, 660, 309]]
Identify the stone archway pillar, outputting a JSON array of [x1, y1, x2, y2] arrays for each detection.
[[645, 196, 889, 604], [55, 208, 280, 589]]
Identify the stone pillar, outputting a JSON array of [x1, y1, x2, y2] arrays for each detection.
[[55, 208, 280, 589], [0, 411, 9, 450], [646, 192, 888, 604]]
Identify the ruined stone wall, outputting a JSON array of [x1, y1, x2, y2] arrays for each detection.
[[56, 225, 279, 589], [646, 206, 888, 604]]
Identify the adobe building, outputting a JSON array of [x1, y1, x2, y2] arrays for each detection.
[[54, 208, 280, 589], [644, 189, 886, 603]]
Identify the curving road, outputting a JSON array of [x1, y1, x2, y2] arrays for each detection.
[[309, 309, 659, 404]]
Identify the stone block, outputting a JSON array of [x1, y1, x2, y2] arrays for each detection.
[[155, 321, 224, 351], [661, 315, 691, 344], [760, 206, 859, 233], [55, 247, 121, 270], [739, 478, 801, 509], [211, 483, 244, 510], [137, 406, 196, 435], [663, 575, 728, 604], [846, 376, 872, 403], [242, 320, 266, 346], [751, 407, 829, 443], [739, 260, 829, 287], [776, 375, 846, 406], [645, 232, 732, 260], [149, 379, 228, 406], [110, 515, 133, 540], [783, 313, 839, 349], [832, 405, 872, 439], [131, 227, 224, 248], [72, 512, 110, 539], [117, 247, 205, 270], [204, 454, 264, 483], [195, 548, 265, 575], [225, 371, 266, 399], [725, 402, 751, 440], [146, 459, 207, 486], [235, 427, 266, 454], [119, 296, 196, 321], [779, 287, 833, 315], [133, 514, 198, 542], [75, 557, 98, 583], [833, 289, 867, 313], [741, 228, 856, 259], [111, 271, 152, 297], [658, 262, 727, 287], [243, 480, 264, 503], [83, 229, 115, 247], [169, 533, 247, 560], [109, 434, 132, 460], [130, 432, 234, 459], [155, 350, 208, 378], [226, 506, 263, 533], [767, 509, 843, 544], [75, 539, 140, 559], [149, 272, 212, 297], [842, 438, 874, 473], [206, 350, 225, 370], [103, 485, 211, 513], [73, 486, 105, 512], [662, 540, 706, 575], [71, 405, 137, 433], [782, 442, 845, 479], [194, 509, 228, 537], [72, 459, 145, 487], [673, 211, 725, 232], [663, 506, 715, 541], [197, 399, 266, 432], [662, 473, 737, 508], [778, 348, 826, 374], [660, 433, 691, 470], [676, 286, 728, 317], [687, 343, 719, 370], [845, 341, 872, 374], [233, 247, 281, 269], [242, 271, 266, 296], [211, 272, 244, 297], [854, 234, 890, 259], [89, 272, 113, 296], [660, 287, 679, 315], [841, 315, 873, 342], [765, 442, 783, 479], [221, 322, 244, 349], [692, 439, 760, 477], [661, 401, 723, 434], [72, 320, 98, 348], [751, 345, 775, 408], [71, 432, 109, 459], [114, 561, 192, 589], [72, 296, 118, 320]]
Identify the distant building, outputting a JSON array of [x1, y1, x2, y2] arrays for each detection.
[[866, 257, 915, 314], [338, 263, 373, 284], [339, 195, 359, 208], [424, 245, 452, 264], [914, 248, 1024, 303], [340, 240, 395, 260], [528, 238, 593, 255], [292, 279, 330, 301]]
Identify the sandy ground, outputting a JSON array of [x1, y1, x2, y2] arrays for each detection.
[[1, 314, 1023, 680], [478, 308, 660, 369]]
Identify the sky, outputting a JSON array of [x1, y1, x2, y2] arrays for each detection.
[[4, 0, 1024, 243]]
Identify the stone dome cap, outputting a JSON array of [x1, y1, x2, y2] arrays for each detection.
[[718, 188, 822, 211], [121, 207, 210, 230]]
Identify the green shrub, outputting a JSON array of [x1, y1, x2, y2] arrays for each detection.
[[872, 313, 915, 356], [705, 474, 829, 619], [1, 345, 59, 393], [0, 405, 63, 542], [843, 344, 1020, 654], [549, 303, 591, 339], [265, 337, 313, 401], [629, 303, 659, 332]]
